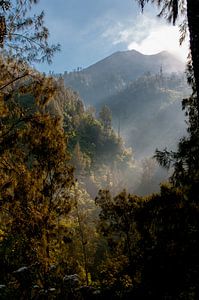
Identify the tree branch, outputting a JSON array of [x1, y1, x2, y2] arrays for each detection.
[[0, 71, 29, 91]]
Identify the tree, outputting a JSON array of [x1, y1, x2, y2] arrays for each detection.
[[95, 184, 199, 298], [98, 105, 112, 134], [135, 0, 199, 195], [95, 189, 142, 294], [0, 2, 73, 295], [133, 184, 199, 298], [136, 0, 199, 114], [134, 2, 199, 298], [0, 0, 60, 64], [0, 58, 76, 298]]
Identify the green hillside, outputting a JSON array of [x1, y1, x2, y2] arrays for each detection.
[[97, 73, 189, 158]]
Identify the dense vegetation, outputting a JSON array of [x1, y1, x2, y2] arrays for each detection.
[[63, 50, 184, 105], [97, 72, 189, 158], [0, 0, 199, 299], [64, 50, 188, 159], [46, 79, 137, 196]]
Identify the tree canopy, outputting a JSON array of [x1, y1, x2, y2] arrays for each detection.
[[0, 0, 199, 299]]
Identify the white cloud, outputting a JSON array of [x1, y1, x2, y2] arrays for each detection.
[[102, 14, 189, 62]]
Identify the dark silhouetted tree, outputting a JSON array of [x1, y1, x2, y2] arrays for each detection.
[[136, 0, 199, 113]]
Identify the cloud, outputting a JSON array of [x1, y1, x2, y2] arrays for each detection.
[[34, 0, 189, 73], [102, 14, 189, 62]]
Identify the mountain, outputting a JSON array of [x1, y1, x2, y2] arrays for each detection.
[[63, 50, 185, 105], [62, 50, 188, 159], [97, 73, 189, 158]]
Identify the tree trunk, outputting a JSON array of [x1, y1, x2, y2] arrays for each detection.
[[187, 0, 199, 114]]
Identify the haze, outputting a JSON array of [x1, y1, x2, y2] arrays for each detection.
[[34, 0, 189, 74]]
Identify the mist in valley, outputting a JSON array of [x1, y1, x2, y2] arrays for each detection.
[[2, 1, 199, 298], [62, 51, 190, 197]]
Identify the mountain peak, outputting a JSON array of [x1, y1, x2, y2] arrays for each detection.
[[64, 49, 185, 104], [115, 49, 142, 55], [126, 49, 174, 58]]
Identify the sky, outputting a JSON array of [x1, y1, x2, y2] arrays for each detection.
[[34, 0, 189, 74]]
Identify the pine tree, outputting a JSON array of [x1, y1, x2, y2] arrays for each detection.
[[0, 58, 75, 297], [0, 0, 60, 63], [99, 105, 112, 134]]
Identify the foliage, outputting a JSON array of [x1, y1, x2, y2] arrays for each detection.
[[1, 1, 199, 299], [0, 56, 75, 298], [136, 0, 186, 25], [63, 49, 184, 107], [48, 81, 137, 195], [95, 184, 199, 299], [136, 0, 199, 115], [155, 64, 199, 199], [0, 0, 60, 63], [95, 190, 142, 293], [98, 105, 112, 133]]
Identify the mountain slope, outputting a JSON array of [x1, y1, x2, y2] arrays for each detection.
[[63, 50, 185, 105], [63, 50, 188, 158], [98, 73, 189, 158]]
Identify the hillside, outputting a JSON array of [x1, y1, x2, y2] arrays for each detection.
[[63, 50, 185, 105], [97, 73, 189, 158], [62, 50, 188, 158], [47, 80, 138, 195]]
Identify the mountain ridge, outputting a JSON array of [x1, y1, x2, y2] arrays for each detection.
[[82, 49, 183, 72], [63, 49, 185, 105], [97, 73, 189, 158], [62, 49, 188, 158]]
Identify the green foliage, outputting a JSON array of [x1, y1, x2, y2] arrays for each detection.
[[99, 72, 188, 158], [64, 183, 99, 285], [50, 82, 134, 193], [95, 190, 142, 292], [98, 105, 112, 133], [95, 184, 199, 299], [1, 1, 199, 299], [49, 80, 123, 169], [155, 64, 199, 198]]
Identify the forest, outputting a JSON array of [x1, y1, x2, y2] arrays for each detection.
[[0, 0, 199, 299]]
